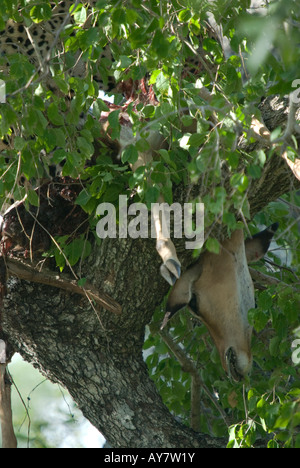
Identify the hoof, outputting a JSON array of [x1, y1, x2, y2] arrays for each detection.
[[160, 259, 181, 286]]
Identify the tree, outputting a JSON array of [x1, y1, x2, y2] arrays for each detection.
[[0, 0, 300, 448]]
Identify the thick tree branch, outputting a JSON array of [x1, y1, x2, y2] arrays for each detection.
[[3, 256, 122, 315]]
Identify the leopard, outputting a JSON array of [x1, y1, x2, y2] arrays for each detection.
[[0, 1, 116, 93], [0, 1, 116, 154]]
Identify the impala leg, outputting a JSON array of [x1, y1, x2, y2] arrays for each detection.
[[128, 139, 181, 285], [152, 200, 181, 286]]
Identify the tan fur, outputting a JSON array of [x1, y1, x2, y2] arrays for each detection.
[[191, 231, 254, 377], [165, 228, 277, 380]]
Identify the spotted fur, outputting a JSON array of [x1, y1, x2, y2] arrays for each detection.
[[0, 1, 115, 93]]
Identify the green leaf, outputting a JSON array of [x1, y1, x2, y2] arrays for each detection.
[[112, 7, 126, 25], [161, 183, 173, 205], [76, 189, 92, 207], [47, 103, 64, 126], [274, 402, 296, 429], [73, 5, 87, 24], [158, 149, 173, 167], [270, 127, 282, 141], [269, 336, 280, 357], [248, 164, 261, 179], [92, 99, 109, 119], [30, 4, 52, 23], [149, 69, 162, 85], [78, 28, 99, 49], [206, 238, 220, 254], [126, 8, 139, 25], [226, 151, 240, 169], [108, 110, 121, 140], [128, 29, 147, 49], [152, 30, 170, 58], [154, 72, 169, 94], [223, 212, 237, 230], [14, 136, 27, 151], [231, 172, 249, 193], [52, 149, 68, 164], [135, 138, 150, 153], [27, 189, 39, 207], [142, 105, 155, 119], [181, 115, 194, 127], [52, 77, 69, 95], [248, 308, 269, 332], [145, 186, 160, 206], [257, 290, 273, 309], [188, 133, 204, 147], [256, 149, 266, 166], [224, 64, 240, 93], [78, 277, 87, 288], [76, 136, 94, 158], [55, 248, 66, 272], [121, 144, 138, 164], [267, 440, 280, 448], [285, 147, 296, 163], [178, 9, 192, 22], [0, 105, 17, 134], [65, 238, 83, 266]]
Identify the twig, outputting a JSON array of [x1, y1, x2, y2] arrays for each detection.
[[45, 0, 81, 65], [12, 369, 32, 448], [249, 267, 300, 290], [264, 258, 300, 282]]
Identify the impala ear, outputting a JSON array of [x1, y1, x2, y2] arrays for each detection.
[[245, 223, 279, 263], [161, 263, 202, 329]]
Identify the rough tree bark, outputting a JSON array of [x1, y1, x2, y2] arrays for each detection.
[[0, 96, 299, 448]]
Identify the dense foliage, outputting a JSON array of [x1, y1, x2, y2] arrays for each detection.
[[0, 0, 299, 447]]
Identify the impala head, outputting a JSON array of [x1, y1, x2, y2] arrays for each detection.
[[162, 224, 278, 381]]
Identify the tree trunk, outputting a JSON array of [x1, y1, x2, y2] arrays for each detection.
[[1, 96, 299, 448], [1, 236, 226, 447]]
